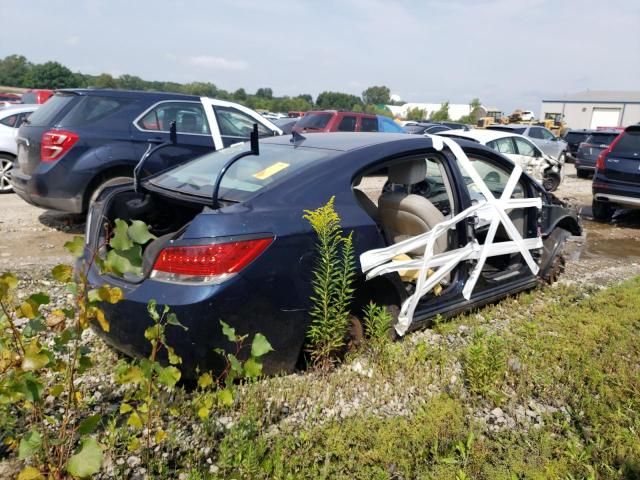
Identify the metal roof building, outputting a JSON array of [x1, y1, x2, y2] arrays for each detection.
[[540, 91, 640, 129]]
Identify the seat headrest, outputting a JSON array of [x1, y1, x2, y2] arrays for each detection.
[[388, 160, 426, 185]]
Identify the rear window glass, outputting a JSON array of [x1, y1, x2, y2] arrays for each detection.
[[612, 130, 640, 156], [25, 94, 75, 127], [149, 143, 332, 202], [296, 113, 332, 129], [585, 133, 618, 146], [564, 132, 589, 144], [21, 93, 37, 104], [60, 95, 131, 126], [361, 117, 378, 132]]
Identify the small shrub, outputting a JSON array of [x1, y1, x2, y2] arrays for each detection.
[[303, 197, 355, 367], [461, 330, 506, 398]]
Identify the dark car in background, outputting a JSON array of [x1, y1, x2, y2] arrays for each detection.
[[11, 89, 281, 213], [562, 129, 593, 163], [574, 130, 620, 178], [292, 110, 405, 134], [83, 132, 580, 376], [405, 122, 452, 135], [592, 125, 640, 221]]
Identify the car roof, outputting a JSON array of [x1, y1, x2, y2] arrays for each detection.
[[57, 88, 202, 101], [0, 104, 39, 115], [437, 128, 516, 144]]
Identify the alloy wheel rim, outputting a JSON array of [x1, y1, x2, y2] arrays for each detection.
[[0, 158, 13, 192]]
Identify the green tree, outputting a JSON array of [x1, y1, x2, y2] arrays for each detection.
[[316, 91, 363, 110], [362, 85, 390, 105], [406, 106, 426, 122], [117, 74, 145, 90], [0, 54, 31, 87], [256, 87, 273, 99], [23, 62, 77, 89], [429, 101, 450, 121], [92, 73, 117, 89], [233, 88, 247, 101], [183, 81, 218, 97], [457, 98, 483, 125], [297, 93, 313, 105]]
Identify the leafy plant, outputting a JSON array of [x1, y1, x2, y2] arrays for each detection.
[[303, 197, 356, 367], [115, 299, 186, 460], [461, 330, 506, 398], [194, 320, 273, 420], [0, 218, 154, 479]]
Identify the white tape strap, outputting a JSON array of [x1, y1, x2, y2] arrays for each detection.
[[361, 134, 543, 336]]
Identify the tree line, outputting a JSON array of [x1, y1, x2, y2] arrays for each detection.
[[0, 55, 398, 115]]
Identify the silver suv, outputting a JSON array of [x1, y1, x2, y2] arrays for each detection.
[[487, 124, 567, 161]]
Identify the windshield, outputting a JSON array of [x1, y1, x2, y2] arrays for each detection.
[[489, 126, 526, 134], [149, 143, 332, 202], [296, 113, 332, 129]]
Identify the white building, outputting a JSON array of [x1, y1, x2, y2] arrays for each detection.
[[386, 102, 487, 121], [540, 91, 640, 129]]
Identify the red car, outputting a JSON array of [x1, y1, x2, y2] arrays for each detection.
[[21, 89, 54, 104], [292, 110, 405, 134]]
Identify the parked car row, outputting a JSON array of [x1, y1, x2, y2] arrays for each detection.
[[486, 124, 567, 162]]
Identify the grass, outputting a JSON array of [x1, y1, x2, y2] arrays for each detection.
[[3, 278, 640, 478], [207, 278, 640, 479]]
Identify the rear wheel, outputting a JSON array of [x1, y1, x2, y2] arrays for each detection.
[[0, 154, 14, 193], [592, 199, 614, 222], [88, 176, 133, 207], [576, 168, 589, 179]]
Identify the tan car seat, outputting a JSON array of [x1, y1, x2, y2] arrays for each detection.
[[378, 159, 447, 255]]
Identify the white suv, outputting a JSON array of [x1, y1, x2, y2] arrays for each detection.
[[0, 104, 38, 193]]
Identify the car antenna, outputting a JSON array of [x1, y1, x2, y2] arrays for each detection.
[[134, 121, 177, 193], [290, 130, 306, 144], [211, 124, 260, 210]]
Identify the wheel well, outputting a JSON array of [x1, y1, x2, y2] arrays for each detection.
[[351, 275, 404, 315], [83, 165, 133, 212], [555, 216, 581, 236], [0, 151, 16, 159]]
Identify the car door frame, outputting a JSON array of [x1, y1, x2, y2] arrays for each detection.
[[409, 146, 540, 329], [201, 97, 283, 150]]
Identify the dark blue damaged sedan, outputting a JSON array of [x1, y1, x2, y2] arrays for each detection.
[[83, 132, 581, 377]]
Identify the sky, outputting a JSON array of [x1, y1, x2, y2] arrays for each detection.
[[1, 0, 639, 113]]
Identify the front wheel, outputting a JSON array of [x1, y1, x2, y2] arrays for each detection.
[[542, 172, 560, 192], [0, 154, 14, 193], [592, 199, 614, 222]]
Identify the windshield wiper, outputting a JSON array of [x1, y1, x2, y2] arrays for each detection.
[[211, 124, 260, 210]]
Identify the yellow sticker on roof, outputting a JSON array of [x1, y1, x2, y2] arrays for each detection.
[[253, 162, 290, 180]]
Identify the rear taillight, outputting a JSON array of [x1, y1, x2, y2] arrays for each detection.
[[41, 129, 79, 162], [595, 133, 624, 171], [150, 237, 273, 284]]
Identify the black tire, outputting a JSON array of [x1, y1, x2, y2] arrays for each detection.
[[592, 199, 614, 222], [576, 168, 589, 179], [0, 154, 14, 194], [88, 176, 133, 207], [542, 173, 560, 192]]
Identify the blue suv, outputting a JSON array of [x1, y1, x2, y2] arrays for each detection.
[[11, 89, 281, 213]]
